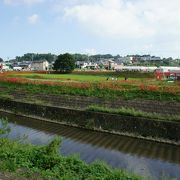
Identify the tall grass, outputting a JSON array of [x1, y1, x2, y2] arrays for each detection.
[[87, 105, 180, 122]]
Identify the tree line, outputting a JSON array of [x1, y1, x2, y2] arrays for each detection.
[[15, 53, 57, 63], [12, 53, 120, 63]]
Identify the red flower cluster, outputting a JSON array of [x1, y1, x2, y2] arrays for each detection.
[[139, 84, 160, 91], [0, 72, 179, 95]]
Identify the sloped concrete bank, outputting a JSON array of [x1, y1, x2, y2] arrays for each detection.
[[0, 98, 179, 145]]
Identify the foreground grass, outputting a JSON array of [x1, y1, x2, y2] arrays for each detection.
[[87, 106, 180, 122], [0, 137, 141, 180], [0, 117, 141, 179]]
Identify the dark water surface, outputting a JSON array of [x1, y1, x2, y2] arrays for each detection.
[[0, 112, 180, 179]]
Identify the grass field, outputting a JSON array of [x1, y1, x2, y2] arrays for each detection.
[[12, 73, 111, 82], [7, 71, 153, 82], [5, 71, 179, 85]]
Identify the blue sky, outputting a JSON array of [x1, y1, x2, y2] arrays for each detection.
[[1, 0, 180, 60]]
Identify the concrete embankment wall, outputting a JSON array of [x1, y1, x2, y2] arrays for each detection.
[[0, 98, 179, 144]]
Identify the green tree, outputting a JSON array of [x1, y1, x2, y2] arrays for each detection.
[[53, 53, 75, 73], [0, 58, 3, 62]]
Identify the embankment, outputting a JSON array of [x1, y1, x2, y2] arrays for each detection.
[[0, 98, 179, 145]]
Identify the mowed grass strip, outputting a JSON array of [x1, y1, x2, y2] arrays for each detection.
[[87, 105, 180, 122]]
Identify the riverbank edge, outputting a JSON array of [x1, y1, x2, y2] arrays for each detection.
[[0, 137, 141, 180], [0, 98, 179, 146]]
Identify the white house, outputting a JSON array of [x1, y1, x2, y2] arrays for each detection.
[[76, 61, 88, 69], [76, 61, 99, 69], [18, 62, 31, 70], [31, 60, 49, 71], [117, 57, 133, 64], [85, 62, 99, 70], [13, 66, 22, 71], [0, 63, 10, 71]]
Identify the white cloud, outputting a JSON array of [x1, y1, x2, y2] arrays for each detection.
[[62, 0, 180, 39], [4, 0, 44, 5], [28, 14, 39, 24]]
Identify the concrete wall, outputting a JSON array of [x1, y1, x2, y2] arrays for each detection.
[[0, 98, 179, 144]]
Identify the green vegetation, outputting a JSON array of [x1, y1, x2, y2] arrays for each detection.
[[15, 53, 57, 63], [53, 53, 75, 73], [1, 71, 180, 103], [0, 81, 179, 102], [72, 71, 155, 79], [0, 118, 10, 136], [0, 119, 141, 180], [0, 80, 179, 102], [23, 73, 109, 82], [10, 71, 155, 81], [87, 105, 180, 122]]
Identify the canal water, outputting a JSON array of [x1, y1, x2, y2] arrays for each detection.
[[0, 112, 180, 180]]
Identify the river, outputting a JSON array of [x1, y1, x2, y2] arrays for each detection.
[[0, 112, 180, 180]]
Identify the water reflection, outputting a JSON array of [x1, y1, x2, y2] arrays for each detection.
[[0, 112, 180, 179]]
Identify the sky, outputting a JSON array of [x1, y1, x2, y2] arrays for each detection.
[[1, 0, 180, 60]]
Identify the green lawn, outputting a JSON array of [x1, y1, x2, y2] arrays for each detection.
[[9, 72, 151, 82], [27, 74, 110, 82]]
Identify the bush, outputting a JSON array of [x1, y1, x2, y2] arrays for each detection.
[[0, 126, 140, 179]]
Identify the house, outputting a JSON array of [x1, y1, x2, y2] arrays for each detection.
[[18, 62, 31, 70], [48, 61, 55, 70], [76, 61, 99, 70], [31, 60, 49, 71], [76, 61, 88, 69], [140, 55, 161, 61], [116, 57, 133, 64], [108, 60, 117, 70], [0, 63, 10, 71], [85, 62, 99, 70], [150, 56, 161, 61]]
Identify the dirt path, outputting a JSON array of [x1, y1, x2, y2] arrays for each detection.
[[1, 86, 180, 115]]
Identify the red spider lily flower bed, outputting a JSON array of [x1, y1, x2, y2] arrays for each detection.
[[0, 74, 180, 95]]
